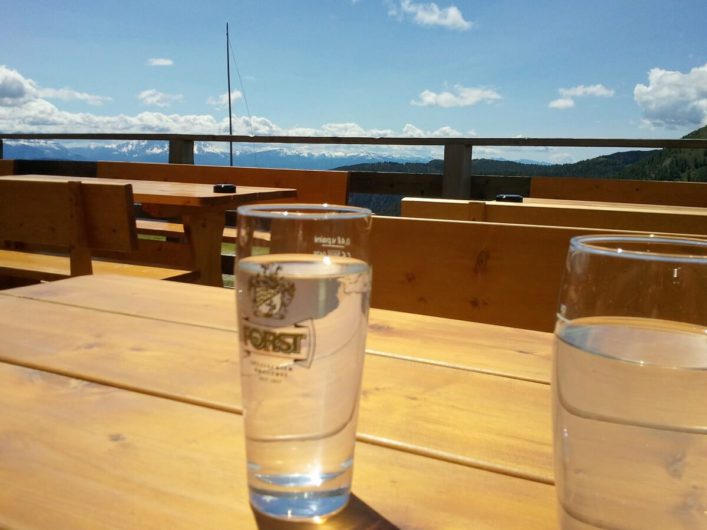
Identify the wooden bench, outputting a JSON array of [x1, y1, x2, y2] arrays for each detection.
[[530, 176, 707, 208], [401, 197, 707, 236], [95, 161, 350, 242], [0, 179, 195, 285], [369, 216, 703, 332]]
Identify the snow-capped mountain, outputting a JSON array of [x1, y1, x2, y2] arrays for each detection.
[[2, 140, 431, 170]]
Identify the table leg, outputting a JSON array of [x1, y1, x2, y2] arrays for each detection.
[[181, 211, 227, 287]]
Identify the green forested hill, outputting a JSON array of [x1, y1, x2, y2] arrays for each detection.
[[615, 125, 707, 181], [336, 125, 707, 182]]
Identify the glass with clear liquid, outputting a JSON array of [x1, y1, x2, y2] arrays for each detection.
[[555, 317, 707, 529], [553, 235, 707, 530], [235, 204, 372, 522]]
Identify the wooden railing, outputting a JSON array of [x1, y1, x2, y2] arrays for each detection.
[[2, 133, 706, 199]]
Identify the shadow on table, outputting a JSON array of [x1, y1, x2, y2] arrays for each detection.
[[253, 493, 400, 530]]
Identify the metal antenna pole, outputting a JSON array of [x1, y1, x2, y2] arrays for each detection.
[[226, 22, 234, 166]]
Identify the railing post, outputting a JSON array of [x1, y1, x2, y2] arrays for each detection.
[[443, 142, 472, 198], [0, 139, 4, 159], [168, 139, 195, 164]]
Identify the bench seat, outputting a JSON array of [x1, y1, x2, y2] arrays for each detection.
[[136, 219, 237, 243], [0, 249, 195, 282]]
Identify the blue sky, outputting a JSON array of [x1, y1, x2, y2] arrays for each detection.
[[1, 0, 706, 162]]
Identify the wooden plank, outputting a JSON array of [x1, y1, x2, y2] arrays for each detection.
[[0, 293, 554, 482], [0, 249, 79, 281], [401, 196, 707, 236], [0, 158, 14, 175], [135, 219, 237, 243], [524, 197, 707, 212], [96, 161, 348, 205], [400, 197, 486, 220], [370, 216, 601, 331], [3, 174, 296, 208], [349, 171, 441, 196], [484, 201, 707, 236], [359, 355, 552, 482], [443, 143, 472, 198], [0, 179, 84, 246], [530, 176, 707, 208], [0, 250, 195, 283], [0, 362, 556, 529], [0, 275, 553, 382], [370, 216, 706, 331], [136, 219, 187, 240], [367, 308, 552, 384], [81, 181, 137, 251]]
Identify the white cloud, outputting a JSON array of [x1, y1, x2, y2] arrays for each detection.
[[0, 65, 111, 107], [391, 0, 472, 30], [402, 123, 425, 137], [207, 90, 243, 108], [0, 64, 471, 164], [430, 125, 461, 136], [548, 97, 575, 109], [559, 84, 614, 98], [138, 89, 183, 107], [411, 85, 501, 107], [37, 87, 112, 106], [0, 65, 37, 106], [549, 83, 614, 110], [147, 58, 174, 66], [634, 63, 707, 129]]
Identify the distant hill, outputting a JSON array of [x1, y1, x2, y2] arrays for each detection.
[[335, 150, 659, 178], [614, 125, 707, 181], [336, 125, 707, 182]]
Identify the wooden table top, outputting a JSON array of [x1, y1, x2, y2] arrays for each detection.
[[0, 275, 557, 529], [0, 174, 297, 208]]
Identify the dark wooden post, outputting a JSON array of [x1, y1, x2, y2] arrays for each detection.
[[442, 142, 472, 198], [0, 139, 4, 159], [168, 139, 195, 164]]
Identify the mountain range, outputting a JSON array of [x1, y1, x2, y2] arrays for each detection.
[[3, 125, 706, 181], [2, 140, 427, 171]]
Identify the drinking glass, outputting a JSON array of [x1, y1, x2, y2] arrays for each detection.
[[553, 235, 707, 530], [234, 204, 372, 522]]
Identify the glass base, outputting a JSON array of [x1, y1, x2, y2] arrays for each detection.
[[250, 485, 350, 522]]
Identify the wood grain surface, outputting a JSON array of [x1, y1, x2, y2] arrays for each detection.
[[1, 275, 553, 381], [0, 276, 555, 483], [0, 362, 556, 529], [1, 174, 295, 207]]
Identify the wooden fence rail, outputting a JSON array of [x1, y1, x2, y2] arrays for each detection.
[[2, 133, 706, 199]]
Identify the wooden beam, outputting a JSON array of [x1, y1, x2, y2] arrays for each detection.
[[168, 139, 195, 164], [443, 143, 472, 198]]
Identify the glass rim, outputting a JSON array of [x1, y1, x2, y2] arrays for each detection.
[[570, 234, 707, 263], [237, 203, 372, 220]]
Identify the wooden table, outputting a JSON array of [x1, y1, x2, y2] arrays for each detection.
[[0, 275, 557, 529], [0, 174, 296, 286]]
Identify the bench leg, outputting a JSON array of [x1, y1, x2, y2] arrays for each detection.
[[182, 211, 226, 287]]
